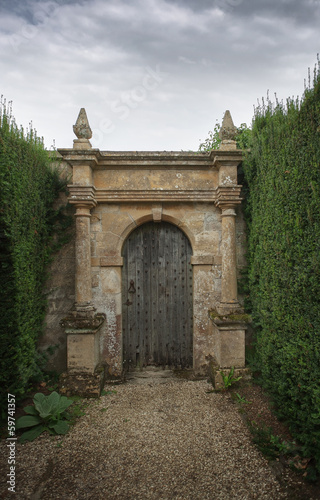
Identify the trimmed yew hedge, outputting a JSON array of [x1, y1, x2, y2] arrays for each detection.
[[0, 99, 68, 413], [243, 64, 320, 472]]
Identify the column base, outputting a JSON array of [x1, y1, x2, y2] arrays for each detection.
[[59, 365, 105, 398], [215, 301, 242, 316], [70, 302, 97, 318], [60, 307, 105, 331], [208, 310, 251, 384]]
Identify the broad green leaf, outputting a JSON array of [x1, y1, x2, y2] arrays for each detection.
[[47, 391, 60, 408], [16, 415, 43, 429], [20, 424, 45, 443], [23, 405, 38, 416], [33, 393, 46, 415], [33, 393, 46, 405], [52, 420, 69, 435], [56, 396, 73, 414], [34, 391, 59, 418]]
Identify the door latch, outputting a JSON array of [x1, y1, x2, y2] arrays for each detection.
[[128, 280, 136, 293]]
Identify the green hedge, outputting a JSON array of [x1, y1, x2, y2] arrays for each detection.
[[0, 99, 68, 412], [243, 65, 320, 471]]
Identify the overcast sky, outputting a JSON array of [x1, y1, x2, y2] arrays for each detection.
[[1, 0, 319, 151]]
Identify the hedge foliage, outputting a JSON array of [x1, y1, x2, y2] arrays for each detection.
[[0, 98, 69, 413], [243, 63, 320, 471]]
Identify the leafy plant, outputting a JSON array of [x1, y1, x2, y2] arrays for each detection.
[[198, 121, 221, 151], [16, 391, 73, 442], [220, 367, 242, 390], [248, 422, 297, 461], [0, 97, 72, 413], [60, 395, 90, 427], [233, 393, 252, 405], [198, 119, 251, 151]]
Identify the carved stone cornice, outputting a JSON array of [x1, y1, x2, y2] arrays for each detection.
[[68, 185, 97, 208], [211, 150, 243, 168], [215, 185, 242, 209], [58, 149, 214, 170], [95, 188, 216, 203], [57, 149, 99, 168]]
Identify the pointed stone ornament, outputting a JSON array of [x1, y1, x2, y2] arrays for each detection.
[[73, 108, 92, 139], [73, 108, 92, 149], [219, 110, 237, 150]]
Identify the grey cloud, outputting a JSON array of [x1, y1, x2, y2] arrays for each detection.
[[0, 0, 319, 150]]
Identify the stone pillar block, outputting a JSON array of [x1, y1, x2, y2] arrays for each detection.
[[59, 312, 106, 397], [67, 332, 99, 372], [215, 325, 245, 368], [209, 313, 248, 368], [207, 313, 250, 390]]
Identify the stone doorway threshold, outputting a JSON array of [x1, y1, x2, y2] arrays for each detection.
[[125, 367, 175, 385], [125, 366, 198, 384]]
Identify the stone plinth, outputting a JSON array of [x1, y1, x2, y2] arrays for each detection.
[[59, 369, 104, 398], [211, 318, 246, 368], [59, 312, 106, 397], [208, 311, 250, 389]]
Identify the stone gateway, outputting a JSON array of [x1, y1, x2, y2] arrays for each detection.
[[47, 108, 249, 396]]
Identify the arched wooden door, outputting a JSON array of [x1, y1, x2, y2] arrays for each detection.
[[122, 221, 193, 371]]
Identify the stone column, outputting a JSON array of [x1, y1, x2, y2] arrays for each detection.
[[207, 110, 248, 386], [215, 188, 242, 315], [212, 110, 243, 315], [74, 205, 94, 309], [58, 108, 106, 397], [220, 206, 238, 305]]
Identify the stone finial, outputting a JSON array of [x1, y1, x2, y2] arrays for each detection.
[[73, 108, 92, 140], [219, 110, 237, 141], [218, 110, 238, 151]]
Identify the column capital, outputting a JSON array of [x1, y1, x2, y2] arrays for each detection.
[[68, 184, 97, 208], [215, 185, 242, 210], [221, 207, 237, 217]]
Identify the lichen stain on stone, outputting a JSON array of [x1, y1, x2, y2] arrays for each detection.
[[101, 299, 122, 376]]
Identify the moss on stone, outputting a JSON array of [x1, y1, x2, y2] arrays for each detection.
[[209, 310, 251, 323]]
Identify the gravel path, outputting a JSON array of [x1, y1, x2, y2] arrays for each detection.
[[0, 372, 286, 499]]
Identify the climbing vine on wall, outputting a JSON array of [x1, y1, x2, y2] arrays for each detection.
[[0, 98, 70, 414], [242, 59, 320, 474]]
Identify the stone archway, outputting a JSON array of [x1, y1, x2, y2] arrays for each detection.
[[56, 108, 249, 396]]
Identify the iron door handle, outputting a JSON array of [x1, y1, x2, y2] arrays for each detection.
[[128, 280, 136, 293]]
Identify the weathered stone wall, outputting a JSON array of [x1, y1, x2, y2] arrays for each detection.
[[40, 162, 75, 374], [40, 236, 75, 373]]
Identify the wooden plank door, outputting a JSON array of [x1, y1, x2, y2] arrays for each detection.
[[122, 221, 193, 371]]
